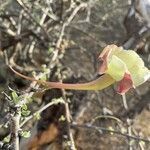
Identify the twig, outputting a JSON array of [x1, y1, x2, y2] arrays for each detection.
[[122, 94, 128, 110], [15, 0, 48, 37], [69, 25, 106, 47], [90, 115, 123, 125], [0, 25, 16, 36], [127, 119, 133, 150], [71, 122, 150, 143], [76, 0, 94, 23], [8, 10, 24, 71], [28, 8, 49, 66], [51, 2, 87, 62], [58, 69, 76, 150], [64, 100, 76, 150], [10, 111, 21, 150], [34, 2, 59, 21], [20, 98, 65, 127], [123, 26, 150, 49]]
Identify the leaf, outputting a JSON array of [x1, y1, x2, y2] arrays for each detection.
[[21, 110, 31, 116], [21, 104, 31, 116], [11, 91, 19, 104], [22, 104, 28, 110], [20, 131, 31, 138], [48, 47, 54, 54], [59, 115, 66, 121], [34, 112, 41, 120]]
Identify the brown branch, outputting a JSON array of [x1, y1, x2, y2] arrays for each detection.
[[71, 122, 150, 143]]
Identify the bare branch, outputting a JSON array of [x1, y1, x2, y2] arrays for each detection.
[[71, 122, 150, 143]]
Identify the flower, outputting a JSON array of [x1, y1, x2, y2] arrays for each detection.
[[9, 45, 150, 95], [98, 45, 150, 94]]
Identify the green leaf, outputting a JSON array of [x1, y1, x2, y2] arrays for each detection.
[[21, 104, 31, 116], [11, 91, 19, 104], [20, 131, 31, 138], [48, 47, 54, 54], [3, 136, 10, 143], [22, 104, 28, 110], [34, 112, 41, 120], [59, 115, 66, 122], [21, 110, 31, 116]]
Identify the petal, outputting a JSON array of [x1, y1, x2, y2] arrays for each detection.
[[114, 49, 145, 69], [98, 45, 118, 74], [106, 55, 128, 81], [117, 73, 134, 94], [129, 66, 150, 86], [113, 49, 150, 86]]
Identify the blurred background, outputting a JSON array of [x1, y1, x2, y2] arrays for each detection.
[[0, 0, 150, 149]]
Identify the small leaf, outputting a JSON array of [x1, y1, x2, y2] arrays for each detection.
[[40, 74, 47, 81], [3, 136, 10, 143], [21, 104, 31, 116], [34, 112, 41, 120], [21, 110, 31, 116], [48, 47, 54, 54], [22, 104, 28, 110], [11, 91, 19, 104], [59, 115, 66, 121], [20, 131, 31, 138]]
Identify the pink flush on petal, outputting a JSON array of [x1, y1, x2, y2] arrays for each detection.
[[117, 73, 134, 94], [98, 45, 117, 74]]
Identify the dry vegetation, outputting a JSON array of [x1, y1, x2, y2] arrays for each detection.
[[0, 0, 150, 150]]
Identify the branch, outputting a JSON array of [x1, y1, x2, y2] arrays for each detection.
[[51, 2, 87, 62], [71, 122, 150, 143], [20, 98, 65, 127], [15, 0, 48, 36], [10, 111, 21, 150]]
